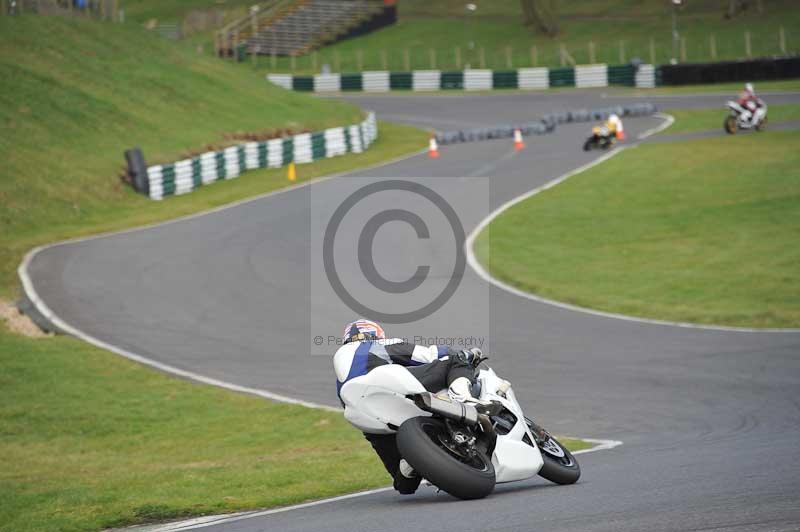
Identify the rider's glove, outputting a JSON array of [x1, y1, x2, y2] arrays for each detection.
[[456, 347, 484, 367]]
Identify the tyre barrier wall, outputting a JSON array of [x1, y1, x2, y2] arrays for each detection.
[[434, 103, 657, 146], [135, 113, 378, 200], [657, 56, 800, 86], [267, 63, 652, 92]]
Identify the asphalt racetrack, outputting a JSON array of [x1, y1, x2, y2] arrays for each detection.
[[25, 91, 800, 531]]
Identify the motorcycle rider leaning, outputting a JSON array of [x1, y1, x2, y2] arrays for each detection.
[[738, 83, 766, 126], [333, 319, 483, 495], [605, 113, 625, 140]]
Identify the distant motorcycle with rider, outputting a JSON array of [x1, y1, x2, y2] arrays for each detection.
[[725, 83, 768, 134], [583, 113, 625, 151]]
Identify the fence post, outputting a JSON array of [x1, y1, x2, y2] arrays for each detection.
[[479, 46, 485, 68], [680, 36, 686, 62], [588, 41, 596, 64], [745, 31, 752, 58], [455, 46, 461, 69], [403, 48, 409, 71], [710, 34, 717, 60], [530, 45, 538, 66], [618, 40, 625, 64], [649, 37, 655, 64], [250, 9, 257, 47], [779, 26, 786, 55]]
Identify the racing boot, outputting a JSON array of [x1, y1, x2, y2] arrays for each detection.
[[395, 459, 421, 495]]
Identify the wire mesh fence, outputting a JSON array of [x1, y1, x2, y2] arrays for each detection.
[[235, 27, 797, 74]]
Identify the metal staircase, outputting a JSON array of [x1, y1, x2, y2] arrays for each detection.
[[217, 0, 386, 58]]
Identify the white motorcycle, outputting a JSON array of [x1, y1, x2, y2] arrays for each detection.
[[339, 355, 580, 499], [724, 100, 768, 134]]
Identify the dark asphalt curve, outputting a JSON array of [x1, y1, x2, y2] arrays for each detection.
[[25, 91, 800, 532]]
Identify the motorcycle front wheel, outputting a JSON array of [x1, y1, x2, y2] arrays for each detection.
[[397, 417, 496, 500], [526, 417, 581, 485], [724, 115, 738, 134]]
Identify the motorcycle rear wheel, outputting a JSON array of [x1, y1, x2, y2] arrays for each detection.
[[583, 138, 593, 151], [526, 417, 581, 485], [397, 417, 496, 500], [724, 116, 738, 134], [756, 116, 768, 132]]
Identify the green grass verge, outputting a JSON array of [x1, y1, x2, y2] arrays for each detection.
[[0, 16, 429, 299], [0, 15, 592, 532], [246, 0, 800, 73], [663, 103, 800, 135], [0, 322, 592, 531], [476, 130, 800, 328], [639, 79, 800, 95]]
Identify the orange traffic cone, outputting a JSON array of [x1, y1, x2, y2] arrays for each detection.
[[513, 128, 525, 151], [428, 136, 440, 158]]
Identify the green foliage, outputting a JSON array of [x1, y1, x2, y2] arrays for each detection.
[[477, 130, 800, 328]]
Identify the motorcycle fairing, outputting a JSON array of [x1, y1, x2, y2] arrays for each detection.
[[340, 364, 429, 434]]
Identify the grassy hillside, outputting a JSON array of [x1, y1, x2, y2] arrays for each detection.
[[253, 0, 800, 73], [121, 0, 256, 24], [476, 129, 800, 328], [0, 15, 429, 298]]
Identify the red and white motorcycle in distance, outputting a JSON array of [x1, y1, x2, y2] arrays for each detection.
[[724, 100, 768, 134], [339, 355, 580, 500]]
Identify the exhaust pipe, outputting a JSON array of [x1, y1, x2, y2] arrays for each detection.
[[413, 392, 479, 426]]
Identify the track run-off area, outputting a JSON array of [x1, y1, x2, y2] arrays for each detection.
[[22, 90, 800, 532]]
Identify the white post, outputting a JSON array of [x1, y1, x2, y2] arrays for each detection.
[[745, 31, 752, 58]]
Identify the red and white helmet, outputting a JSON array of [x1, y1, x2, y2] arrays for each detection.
[[342, 319, 386, 344], [744, 83, 754, 96]]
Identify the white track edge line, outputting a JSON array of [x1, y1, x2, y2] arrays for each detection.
[[637, 112, 674, 139], [133, 438, 622, 531], [464, 116, 800, 334], [17, 146, 430, 413]]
